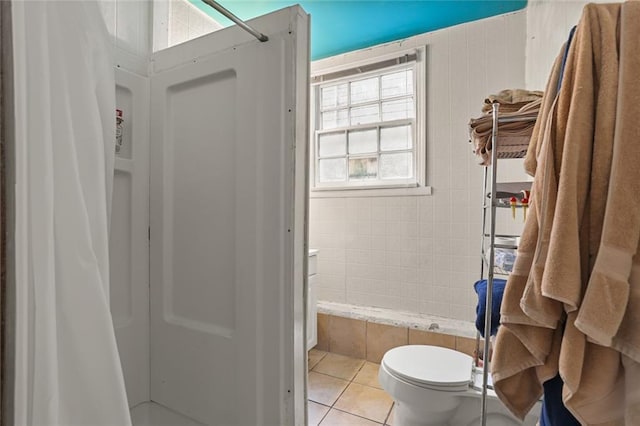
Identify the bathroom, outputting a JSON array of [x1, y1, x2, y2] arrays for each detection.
[[1, 0, 632, 425]]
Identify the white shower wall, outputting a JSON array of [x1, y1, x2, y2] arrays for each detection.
[[309, 11, 528, 323], [100, 0, 152, 58], [111, 69, 151, 408]]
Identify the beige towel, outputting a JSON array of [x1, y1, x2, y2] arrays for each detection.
[[469, 100, 540, 166], [576, 2, 640, 362], [482, 89, 544, 114], [530, 1, 620, 317], [493, 4, 635, 423], [524, 48, 564, 177]]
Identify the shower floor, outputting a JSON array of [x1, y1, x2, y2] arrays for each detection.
[[130, 402, 204, 426]]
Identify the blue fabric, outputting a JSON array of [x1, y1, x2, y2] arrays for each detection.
[[540, 373, 580, 426], [557, 26, 578, 93], [540, 400, 550, 426], [473, 279, 506, 337]]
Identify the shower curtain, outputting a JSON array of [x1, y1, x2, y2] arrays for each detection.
[[14, 1, 131, 424]]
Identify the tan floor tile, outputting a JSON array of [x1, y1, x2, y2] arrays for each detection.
[[308, 401, 331, 425], [313, 353, 365, 381], [308, 371, 350, 406], [334, 383, 393, 424], [320, 409, 381, 425], [385, 404, 395, 426], [353, 362, 382, 389], [309, 349, 328, 371]]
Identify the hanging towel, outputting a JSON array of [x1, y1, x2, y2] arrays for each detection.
[[492, 3, 640, 424], [474, 278, 506, 337], [575, 0, 640, 358]]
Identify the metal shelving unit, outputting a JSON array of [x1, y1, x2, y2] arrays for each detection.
[[476, 103, 536, 426]]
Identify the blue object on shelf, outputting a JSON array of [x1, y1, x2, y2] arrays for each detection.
[[473, 278, 507, 337]]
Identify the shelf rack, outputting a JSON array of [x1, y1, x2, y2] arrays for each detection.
[[476, 103, 536, 426]]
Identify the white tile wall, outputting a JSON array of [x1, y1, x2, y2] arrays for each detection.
[[100, 0, 223, 60], [526, 0, 612, 90], [309, 11, 529, 322], [168, 0, 223, 48]]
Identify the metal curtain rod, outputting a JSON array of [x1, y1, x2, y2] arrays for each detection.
[[201, 0, 269, 42]]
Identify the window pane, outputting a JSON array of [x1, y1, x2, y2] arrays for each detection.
[[350, 77, 379, 105], [336, 83, 348, 107], [380, 152, 413, 179], [322, 83, 348, 109], [349, 157, 378, 181], [382, 98, 414, 121], [319, 158, 346, 182], [348, 129, 377, 154], [322, 109, 348, 130], [336, 109, 348, 127], [380, 125, 412, 151], [318, 132, 346, 157], [321, 85, 337, 110], [381, 69, 413, 98], [350, 104, 379, 125]]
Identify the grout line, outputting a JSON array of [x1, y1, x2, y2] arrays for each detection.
[[312, 401, 332, 426], [310, 352, 392, 424], [383, 402, 395, 426], [329, 407, 385, 425]]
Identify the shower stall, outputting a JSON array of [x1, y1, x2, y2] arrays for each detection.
[[8, 2, 310, 425]]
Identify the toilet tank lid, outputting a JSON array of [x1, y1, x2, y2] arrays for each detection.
[[382, 345, 473, 387]]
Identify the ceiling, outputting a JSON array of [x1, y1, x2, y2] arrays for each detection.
[[192, 1, 527, 60]]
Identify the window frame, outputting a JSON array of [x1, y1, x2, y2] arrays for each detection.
[[310, 47, 428, 195]]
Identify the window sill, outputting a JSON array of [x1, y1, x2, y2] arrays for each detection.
[[310, 185, 432, 198]]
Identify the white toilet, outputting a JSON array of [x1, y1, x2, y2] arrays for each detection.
[[378, 345, 540, 426]]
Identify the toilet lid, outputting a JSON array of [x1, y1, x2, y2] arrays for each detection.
[[382, 345, 473, 390]]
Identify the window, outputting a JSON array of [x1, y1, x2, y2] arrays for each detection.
[[311, 50, 426, 193]]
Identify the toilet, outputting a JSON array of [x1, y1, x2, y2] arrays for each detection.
[[378, 345, 540, 426]]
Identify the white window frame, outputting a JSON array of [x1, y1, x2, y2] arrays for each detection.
[[310, 47, 430, 197]]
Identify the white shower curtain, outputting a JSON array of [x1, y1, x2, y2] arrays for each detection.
[[13, 1, 131, 424]]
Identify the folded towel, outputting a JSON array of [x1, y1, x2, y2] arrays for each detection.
[[473, 278, 506, 337], [481, 89, 544, 114], [469, 100, 540, 166]]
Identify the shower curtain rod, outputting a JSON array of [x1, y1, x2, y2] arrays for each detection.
[[201, 0, 269, 42]]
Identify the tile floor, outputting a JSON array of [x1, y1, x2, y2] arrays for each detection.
[[308, 349, 396, 425]]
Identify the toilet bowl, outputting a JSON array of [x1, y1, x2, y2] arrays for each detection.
[[378, 345, 540, 426]]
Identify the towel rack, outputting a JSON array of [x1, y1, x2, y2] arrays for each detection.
[[477, 103, 534, 426], [201, 0, 269, 42]]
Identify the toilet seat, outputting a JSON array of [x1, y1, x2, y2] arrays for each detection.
[[381, 345, 473, 392]]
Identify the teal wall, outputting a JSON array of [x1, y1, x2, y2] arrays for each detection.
[[192, 1, 527, 60]]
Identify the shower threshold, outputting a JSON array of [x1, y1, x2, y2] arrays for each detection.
[[130, 401, 204, 426]]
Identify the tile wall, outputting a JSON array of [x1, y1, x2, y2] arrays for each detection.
[[315, 314, 481, 363], [99, 0, 222, 66], [526, 0, 612, 90], [309, 11, 529, 322], [167, 0, 223, 48]]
